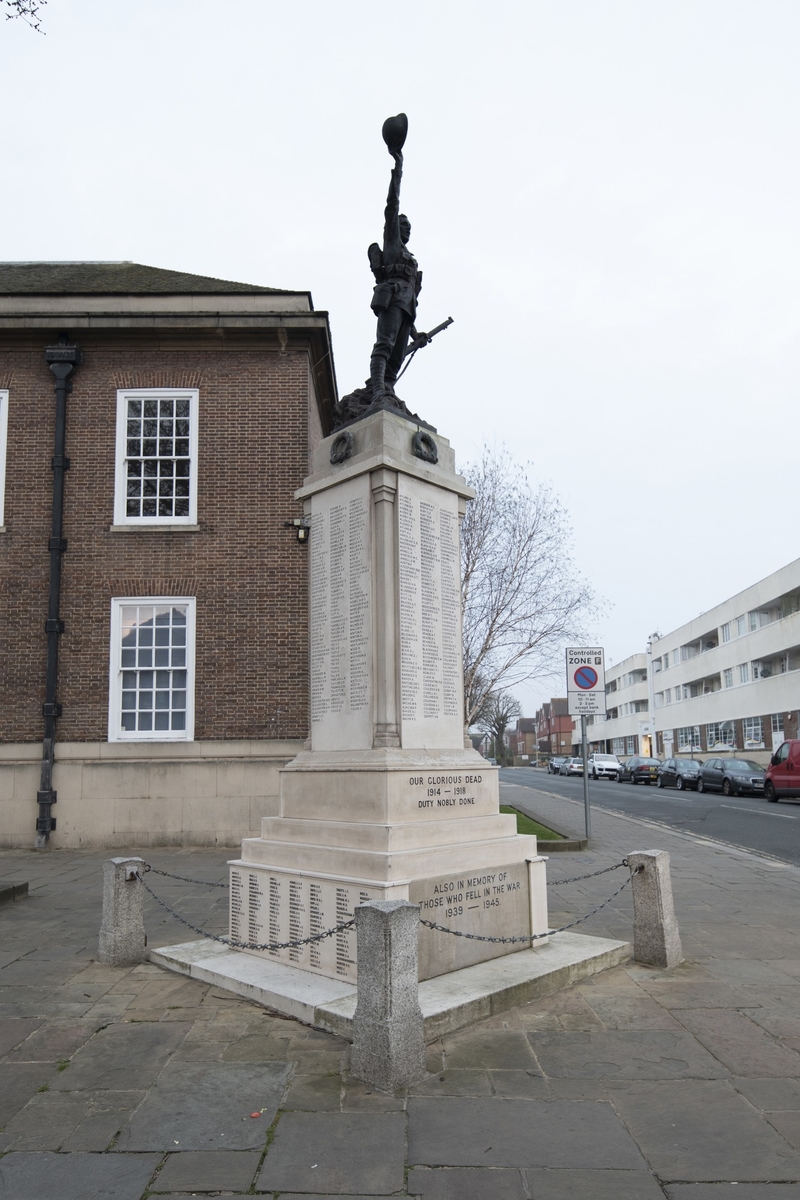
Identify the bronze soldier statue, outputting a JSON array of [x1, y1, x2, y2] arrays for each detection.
[[367, 113, 424, 403], [332, 113, 451, 430]]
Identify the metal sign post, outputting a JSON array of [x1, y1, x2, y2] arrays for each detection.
[[566, 647, 606, 843]]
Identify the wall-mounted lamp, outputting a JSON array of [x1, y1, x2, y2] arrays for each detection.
[[285, 517, 311, 543]]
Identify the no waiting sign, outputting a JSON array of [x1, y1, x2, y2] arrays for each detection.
[[566, 647, 606, 716]]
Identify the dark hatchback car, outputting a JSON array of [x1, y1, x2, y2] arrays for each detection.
[[548, 756, 567, 774], [697, 757, 766, 796], [657, 757, 700, 791], [620, 756, 661, 785]]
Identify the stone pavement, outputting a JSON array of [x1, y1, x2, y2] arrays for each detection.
[[3, 785, 800, 1197]]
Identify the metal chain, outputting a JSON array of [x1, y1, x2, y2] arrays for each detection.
[[419, 867, 641, 945], [141, 863, 227, 888], [547, 859, 630, 886], [137, 873, 355, 953]]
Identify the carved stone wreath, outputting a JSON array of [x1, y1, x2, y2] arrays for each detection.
[[330, 430, 354, 465], [412, 430, 438, 464]]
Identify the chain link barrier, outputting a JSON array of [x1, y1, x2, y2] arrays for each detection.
[[141, 863, 227, 888], [420, 867, 642, 945], [546, 858, 630, 886], [137, 872, 355, 954], [136, 858, 641, 955]]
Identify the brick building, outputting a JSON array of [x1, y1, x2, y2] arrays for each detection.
[[0, 262, 336, 848], [535, 698, 575, 758], [509, 717, 537, 762]]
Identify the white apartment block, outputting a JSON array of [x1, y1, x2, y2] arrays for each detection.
[[587, 558, 800, 764], [586, 653, 654, 758]]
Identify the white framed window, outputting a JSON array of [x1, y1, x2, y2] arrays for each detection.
[[721, 623, 731, 643], [654, 692, 664, 708], [665, 688, 671, 704], [706, 722, 735, 750], [678, 725, 701, 752], [626, 735, 636, 754], [108, 598, 195, 741], [772, 713, 784, 736], [736, 615, 746, 637], [739, 663, 749, 684], [743, 716, 764, 749], [114, 389, 198, 525], [612, 737, 625, 755], [0, 390, 7, 526], [723, 668, 733, 688]]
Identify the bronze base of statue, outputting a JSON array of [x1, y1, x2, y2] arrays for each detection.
[[332, 384, 436, 433]]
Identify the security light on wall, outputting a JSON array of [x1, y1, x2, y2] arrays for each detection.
[[286, 517, 311, 543]]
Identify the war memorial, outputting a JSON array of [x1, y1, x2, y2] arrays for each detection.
[[153, 115, 632, 1052]]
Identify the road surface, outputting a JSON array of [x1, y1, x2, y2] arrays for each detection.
[[501, 765, 800, 865]]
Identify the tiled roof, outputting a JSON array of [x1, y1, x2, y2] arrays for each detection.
[[0, 262, 295, 295]]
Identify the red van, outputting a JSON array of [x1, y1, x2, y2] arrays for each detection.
[[765, 740, 800, 802]]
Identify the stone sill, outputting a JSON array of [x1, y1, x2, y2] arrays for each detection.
[[109, 523, 201, 533], [0, 738, 306, 763]]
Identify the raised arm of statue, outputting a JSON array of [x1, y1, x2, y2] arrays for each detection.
[[383, 153, 403, 247]]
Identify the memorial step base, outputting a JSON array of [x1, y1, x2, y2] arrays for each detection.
[[149, 931, 631, 1043], [229, 854, 548, 982]]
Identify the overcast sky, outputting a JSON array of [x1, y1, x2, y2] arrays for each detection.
[[4, 0, 799, 714]]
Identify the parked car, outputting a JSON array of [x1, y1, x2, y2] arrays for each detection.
[[588, 753, 622, 781], [657, 758, 700, 791], [765, 740, 800, 802], [620, 756, 661, 785], [548, 756, 567, 775], [697, 757, 766, 796], [559, 756, 585, 776]]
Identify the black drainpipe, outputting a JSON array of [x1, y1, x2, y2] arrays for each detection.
[[35, 335, 82, 849]]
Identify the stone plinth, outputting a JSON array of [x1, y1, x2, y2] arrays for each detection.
[[230, 409, 548, 985]]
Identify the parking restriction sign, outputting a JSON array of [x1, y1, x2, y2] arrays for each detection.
[[566, 647, 606, 716]]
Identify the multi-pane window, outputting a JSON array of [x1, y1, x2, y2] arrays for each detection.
[[721, 623, 731, 643], [743, 717, 764, 749], [114, 390, 198, 524], [723, 668, 733, 688], [109, 599, 195, 740], [626, 736, 636, 755], [739, 663, 749, 684], [0, 389, 7, 526], [706, 722, 735, 749], [612, 738, 626, 755], [736, 615, 746, 637], [677, 725, 701, 751], [772, 714, 784, 736], [665, 688, 671, 703]]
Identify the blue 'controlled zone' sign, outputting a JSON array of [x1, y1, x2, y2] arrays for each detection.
[[566, 647, 606, 716]]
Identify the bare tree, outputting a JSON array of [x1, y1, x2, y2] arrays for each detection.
[[461, 444, 596, 727], [476, 689, 521, 765], [4, 0, 46, 32]]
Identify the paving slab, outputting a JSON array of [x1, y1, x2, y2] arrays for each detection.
[[0, 1151, 161, 1200], [407, 1096, 646, 1168], [442, 1029, 540, 1070], [0, 1017, 41, 1057], [283, 1073, 342, 1110], [610, 1079, 800, 1181], [528, 1029, 728, 1078], [666, 1189, 800, 1199], [0, 1088, 144, 1152], [3, 1021, 97, 1062], [525, 1167, 668, 1198], [676, 1008, 800, 1076], [50, 1020, 190, 1091], [116, 1060, 290, 1151], [407, 1165, 528, 1198], [0, 1061, 57, 1127], [733, 1077, 800, 1110], [151, 1149, 262, 1192], [257, 1112, 406, 1194]]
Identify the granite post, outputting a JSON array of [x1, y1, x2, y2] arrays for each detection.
[[350, 900, 426, 1091], [98, 857, 146, 967], [628, 850, 682, 969]]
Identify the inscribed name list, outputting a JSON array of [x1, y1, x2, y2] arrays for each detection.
[[230, 865, 383, 981], [310, 474, 372, 751], [397, 474, 463, 749]]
